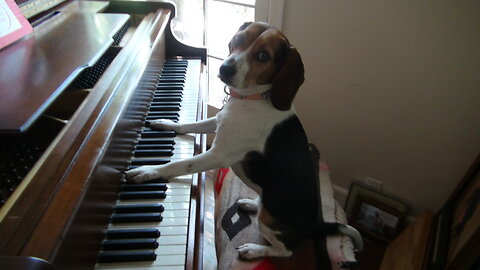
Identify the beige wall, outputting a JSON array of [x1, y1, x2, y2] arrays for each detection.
[[282, 0, 480, 213]]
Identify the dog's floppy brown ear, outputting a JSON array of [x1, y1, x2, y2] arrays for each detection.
[[270, 45, 304, 111]]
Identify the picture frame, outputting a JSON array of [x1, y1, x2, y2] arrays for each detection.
[[428, 154, 480, 270], [345, 182, 409, 243]]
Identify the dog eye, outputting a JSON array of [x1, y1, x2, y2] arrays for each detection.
[[256, 51, 270, 62]]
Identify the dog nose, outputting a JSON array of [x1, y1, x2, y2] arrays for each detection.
[[219, 61, 236, 78]]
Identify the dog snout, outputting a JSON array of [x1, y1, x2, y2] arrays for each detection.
[[219, 60, 236, 79]]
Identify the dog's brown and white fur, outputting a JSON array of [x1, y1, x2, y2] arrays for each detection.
[[126, 22, 362, 259]]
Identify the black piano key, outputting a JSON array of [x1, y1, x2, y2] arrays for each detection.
[[151, 96, 182, 102], [155, 89, 182, 94], [160, 72, 186, 78], [135, 144, 174, 150], [164, 62, 187, 66], [145, 115, 178, 121], [154, 90, 183, 94], [158, 77, 185, 83], [157, 82, 184, 86], [130, 158, 170, 166], [146, 178, 169, 183], [98, 250, 156, 263], [140, 130, 176, 138], [153, 93, 183, 98], [119, 190, 167, 200], [138, 138, 175, 145], [105, 228, 161, 239], [149, 102, 181, 106], [148, 108, 181, 114], [157, 82, 184, 87], [120, 183, 168, 191], [134, 149, 173, 157], [148, 105, 181, 112], [111, 213, 163, 223], [161, 72, 185, 76], [156, 85, 184, 91], [160, 72, 186, 76], [114, 203, 164, 213], [102, 239, 159, 250], [163, 66, 187, 70], [165, 59, 188, 63], [162, 68, 186, 73]]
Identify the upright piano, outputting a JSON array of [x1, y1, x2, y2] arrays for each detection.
[[0, 1, 208, 269]]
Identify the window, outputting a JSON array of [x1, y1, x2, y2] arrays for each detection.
[[170, 0, 284, 108], [207, 0, 255, 108]]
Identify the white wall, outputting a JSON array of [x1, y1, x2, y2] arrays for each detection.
[[282, 0, 480, 213]]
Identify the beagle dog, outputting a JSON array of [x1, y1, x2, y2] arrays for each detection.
[[126, 22, 362, 260]]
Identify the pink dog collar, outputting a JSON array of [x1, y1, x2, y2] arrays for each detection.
[[228, 88, 270, 100]]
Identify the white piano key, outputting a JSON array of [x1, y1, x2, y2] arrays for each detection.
[[157, 209, 189, 218], [108, 217, 188, 229], [157, 235, 187, 245], [166, 182, 191, 189], [109, 225, 187, 236], [116, 193, 190, 203], [114, 201, 188, 210], [158, 226, 188, 235], [95, 255, 185, 268], [98, 267, 184, 270], [164, 189, 190, 196], [155, 244, 186, 255]]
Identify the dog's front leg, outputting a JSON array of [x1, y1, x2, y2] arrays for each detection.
[[125, 146, 236, 183], [148, 117, 217, 134]]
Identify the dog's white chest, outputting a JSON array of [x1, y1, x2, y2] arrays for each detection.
[[214, 99, 293, 153], [212, 99, 294, 194]]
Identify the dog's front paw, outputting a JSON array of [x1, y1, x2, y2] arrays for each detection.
[[125, 165, 164, 183], [147, 119, 182, 133], [237, 198, 259, 213], [236, 243, 268, 260]]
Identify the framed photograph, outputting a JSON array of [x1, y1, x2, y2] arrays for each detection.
[[428, 154, 480, 270], [345, 182, 409, 242]]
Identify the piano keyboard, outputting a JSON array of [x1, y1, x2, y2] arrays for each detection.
[[95, 59, 201, 270]]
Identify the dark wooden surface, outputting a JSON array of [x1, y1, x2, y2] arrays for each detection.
[[0, 256, 55, 270], [353, 236, 387, 270], [18, 10, 170, 262], [0, 12, 128, 133], [0, 7, 163, 258]]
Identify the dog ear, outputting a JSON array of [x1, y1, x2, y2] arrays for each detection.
[[238, 22, 252, 31], [270, 45, 304, 111]]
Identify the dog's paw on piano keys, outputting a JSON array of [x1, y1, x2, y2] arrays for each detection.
[[146, 119, 182, 133], [125, 165, 164, 183]]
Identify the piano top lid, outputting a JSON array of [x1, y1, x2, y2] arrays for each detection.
[[0, 12, 130, 134]]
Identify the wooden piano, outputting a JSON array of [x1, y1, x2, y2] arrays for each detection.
[[0, 0, 208, 269]]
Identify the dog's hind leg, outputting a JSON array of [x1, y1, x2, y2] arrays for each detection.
[[237, 220, 292, 259], [237, 197, 260, 213]]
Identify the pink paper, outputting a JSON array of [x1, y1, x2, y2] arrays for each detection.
[[0, 0, 33, 49]]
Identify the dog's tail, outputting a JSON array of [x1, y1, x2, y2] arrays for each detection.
[[316, 222, 363, 252]]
